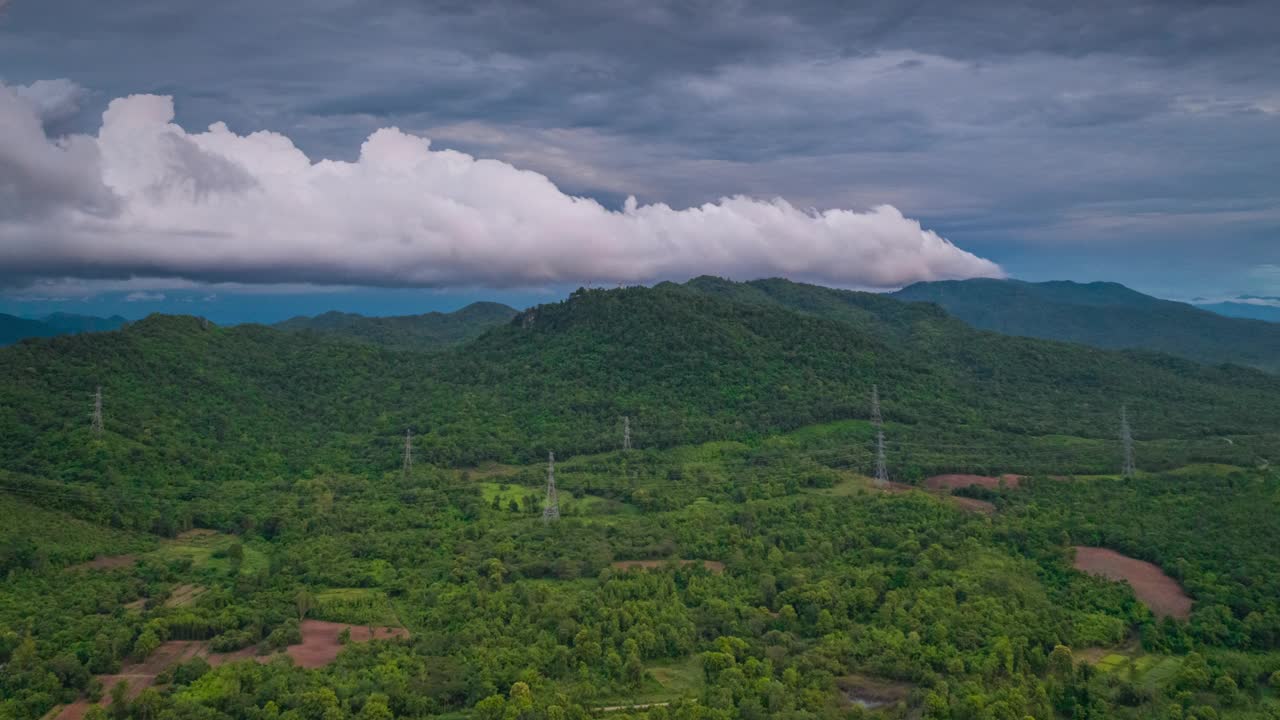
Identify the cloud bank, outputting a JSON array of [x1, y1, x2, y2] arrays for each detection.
[[0, 82, 1003, 289]]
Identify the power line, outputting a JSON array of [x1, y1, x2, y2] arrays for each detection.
[[871, 385, 887, 487], [542, 451, 559, 522], [1121, 405, 1136, 478], [91, 386, 103, 435], [402, 428, 413, 481]]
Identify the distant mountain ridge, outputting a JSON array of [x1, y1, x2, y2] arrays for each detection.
[[0, 312, 128, 346], [892, 278, 1280, 371], [1195, 301, 1280, 323], [274, 301, 519, 351]]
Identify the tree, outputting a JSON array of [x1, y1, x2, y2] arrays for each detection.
[[132, 628, 159, 661], [1048, 645, 1074, 677], [108, 681, 130, 720], [227, 542, 245, 573], [358, 694, 394, 720], [474, 695, 506, 720], [296, 589, 315, 620]]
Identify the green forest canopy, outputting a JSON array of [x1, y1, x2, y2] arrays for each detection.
[[2, 279, 1279, 720]]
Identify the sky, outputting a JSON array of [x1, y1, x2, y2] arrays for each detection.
[[1, 0, 1278, 322]]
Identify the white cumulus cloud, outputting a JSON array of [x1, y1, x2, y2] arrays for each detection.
[[0, 82, 1004, 289]]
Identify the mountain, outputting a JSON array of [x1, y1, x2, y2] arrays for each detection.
[[3, 280, 1279, 533], [4, 281, 1280, 720], [0, 312, 127, 346], [40, 312, 130, 334], [892, 278, 1280, 371], [273, 301, 518, 351], [1196, 301, 1280, 323]]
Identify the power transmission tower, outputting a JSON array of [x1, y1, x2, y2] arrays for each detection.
[[622, 416, 632, 451], [91, 386, 103, 435], [402, 428, 413, 480], [1120, 405, 1136, 478], [543, 451, 559, 521], [871, 384, 887, 487]]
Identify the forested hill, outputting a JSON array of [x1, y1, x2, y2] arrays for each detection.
[[3, 282, 1280, 532], [892, 278, 1280, 371], [273, 301, 518, 351], [0, 312, 127, 346]]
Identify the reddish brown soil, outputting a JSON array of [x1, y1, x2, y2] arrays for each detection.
[[50, 623, 410, 719], [611, 559, 725, 574], [175, 529, 219, 540], [1073, 546, 1193, 619], [67, 555, 137, 572], [54, 641, 206, 720], [836, 675, 913, 710], [870, 479, 995, 514], [924, 474, 1023, 491], [282, 620, 410, 668]]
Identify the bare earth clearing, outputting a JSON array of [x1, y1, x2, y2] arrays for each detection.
[[836, 674, 912, 710], [67, 555, 137, 572], [1072, 546, 1193, 620], [925, 474, 1023, 491], [52, 621, 409, 720], [611, 559, 725, 574], [286, 620, 410, 668], [874, 480, 996, 514]]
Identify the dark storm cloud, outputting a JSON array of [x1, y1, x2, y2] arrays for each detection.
[[0, 0, 1278, 296]]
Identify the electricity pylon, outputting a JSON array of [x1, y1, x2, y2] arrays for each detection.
[[402, 428, 413, 480], [1120, 405, 1136, 478], [543, 451, 559, 521], [622, 416, 632, 451], [871, 384, 887, 487], [91, 386, 103, 435]]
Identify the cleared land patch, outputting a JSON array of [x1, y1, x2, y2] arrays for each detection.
[[53, 641, 206, 720], [52, 622, 410, 719], [1073, 546, 1192, 620], [611, 559, 725, 574], [314, 588, 400, 626], [925, 473, 1023, 491], [836, 674, 913, 710], [67, 555, 136, 572], [284, 619, 410, 668], [866, 478, 997, 514], [594, 655, 702, 710], [154, 530, 267, 575]]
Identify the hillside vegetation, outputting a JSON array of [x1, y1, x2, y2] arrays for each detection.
[[892, 278, 1280, 371], [274, 301, 517, 352], [3, 280, 1280, 533], [3, 279, 1280, 720]]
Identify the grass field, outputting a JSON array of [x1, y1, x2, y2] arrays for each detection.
[[313, 588, 401, 626], [152, 530, 268, 576], [1080, 643, 1183, 690], [592, 655, 704, 707]]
